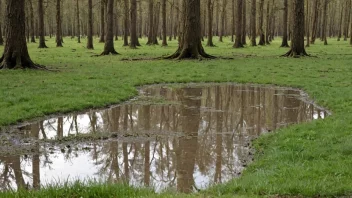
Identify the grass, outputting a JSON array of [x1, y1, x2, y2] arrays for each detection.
[[0, 36, 352, 197]]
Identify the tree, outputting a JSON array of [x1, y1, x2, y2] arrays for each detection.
[[280, 0, 289, 47], [76, 0, 81, 43], [242, 0, 247, 45], [28, 0, 36, 43], [56, 0, 63, 47], [310, 0, 319, 44], [234, 0, 244, 48], [258, 0, 265, 45], [146, 0, 154, 45], [206, 0, 215, 47], [123, 0, 129, 46], [0, 0, 43, 69], [165, 0, 215, 59], [99, 0, 106, 43], [161, 0, 168, 46], [250, 0, 257, 46], [87, 0, 94, 49], [322, 0, 328, 45], [38, 0, 48, 48], [283, 0, 308, 57], [130, 0, 138, 48], [0, 0, 4, 45], [100, 0, 119, 55]]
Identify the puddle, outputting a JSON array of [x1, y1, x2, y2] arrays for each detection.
[[0, 83, 328, 193]]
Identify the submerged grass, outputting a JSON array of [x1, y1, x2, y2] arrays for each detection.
[[0, 37, 352, 197]]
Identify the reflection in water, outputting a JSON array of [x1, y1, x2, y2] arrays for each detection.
[[0, 84, 328, 193]]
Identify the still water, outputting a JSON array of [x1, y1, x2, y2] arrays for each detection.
[[0, 83, 328, 193]]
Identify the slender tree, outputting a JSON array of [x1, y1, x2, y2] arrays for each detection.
[[310, 0, 319, 44], [283, 0, 308, 57], [242, 0, 247, 45], [258, 0, 265, 45], [234, 0, 244, 48], [250, 0, 257, 46], [306, 0, 310, 47], [99, 0, 106, 43], [165, 0, 215, 59], [322, 0, 328, 45], [281, 0, 289, 47], [123, 0, 129, 46], [87, 0, 94, 49], [146, 0, 154, 45], [206, 0, 215, 46], [56, 0, 63, 47], [76, 0, 81, 43], [101, 0, 119, 55], [38, 0, 48, 48], [0, 0, 3, 45], [130, 0, 138, 48], [0, 0, 43, 69], [28, 0, 36, 43], [161, 0, 168, 46]]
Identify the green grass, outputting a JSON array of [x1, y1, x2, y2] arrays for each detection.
[[0, 36, 352, 197]]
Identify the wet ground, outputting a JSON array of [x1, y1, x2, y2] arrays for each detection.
[[0, 83, 328, 193]]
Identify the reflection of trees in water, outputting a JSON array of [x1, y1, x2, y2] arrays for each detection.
[[1, 84, 323, 192]]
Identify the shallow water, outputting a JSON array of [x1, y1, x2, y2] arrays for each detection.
[[0, 83, 328, 193]]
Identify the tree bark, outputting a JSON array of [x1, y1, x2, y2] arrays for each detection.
[[130, 0, 138, 48], [206, 0, 215, 46], [28, 0, 36, 43], [258, 0, 265, 45], [231, 0, 235, 42], [56, 0, 63, 47], [76, 0, 81, 43], [219, 0, 227, 42], [38, 0, 48, 48], [99, 0, 106, 43], [242, 0, 247, 45], [146, 0, 154, 45], [0, 0, 43, 69], [281, 0, 289, 47], [123, 0, 129, 46], [310, 0, 319, 44], [87, 0, 94, 49], [161, 0, 168, 46], [337, 1, 344, 41], [0, 0, 4, 45], [101, 0, 118, 55], [250, 0, 257, 46], [234, 0, 244, 48], [169, 0, 174, 41], [322, 0, 328, 45], [306, 0, 310, 47], [265, 1, 271, 44], [283, 0, 308, 57], [165, 0, 215, 59]]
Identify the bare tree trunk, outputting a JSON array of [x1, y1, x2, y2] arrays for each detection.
[[146, 0, 154, 45], [99, 0, 105, 43], [234, 0, 244, 48], [310, 0, 319, 44], [153, 2, 160, 45], [250, 0, 257, 46], [306, 0, 310, 47], [130, 0, 138, 48], [169, 0, 174, 41], [0, 0, 3, 45], [258, 0, 265, 45], [322, 0, 328, 45], [123, 0, 129, 46], [265, 1, 270, 44], [281, 0, 289, 47], [87, 0, 94, 49], [231, 0, 235, 42], [343, 0, 351, 41], [242, 0, 247, 45], [101, 0, 119, 55], [56, 0, 63, 47], [38, 0, 48, 48], [161, 0, 168, 46], [219, 0, 227, 42], [0, 0, 43, 69], [28, 0, 36, 43], [165, 0, 215, 59], [206, 0, 215, 47], [76, 0, 81, 43], [283, 0, 308, 57], [337, 1, 344, 41]]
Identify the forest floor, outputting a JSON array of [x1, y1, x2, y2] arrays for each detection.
[[0, 37, 351, 197]]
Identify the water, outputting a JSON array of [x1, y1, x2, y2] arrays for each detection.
[[0, 83, 328, 193]]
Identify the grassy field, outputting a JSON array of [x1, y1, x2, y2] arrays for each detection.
[[0, 36, 351, 197]]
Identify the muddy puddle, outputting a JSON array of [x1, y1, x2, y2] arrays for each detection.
[[0, 83, 328, 193]]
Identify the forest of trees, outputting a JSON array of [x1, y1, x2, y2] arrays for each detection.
[[1, 0, 352, 68]]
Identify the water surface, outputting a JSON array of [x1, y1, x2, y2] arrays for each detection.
[[0, 83, 328, 193]]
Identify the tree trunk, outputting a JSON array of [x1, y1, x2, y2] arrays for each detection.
[[322, 0, 328, 45], [153, 2, 160, 45], [0, 0, 43, 69], [161, 0, 168, 46], [242, 0, 247, 45], [219, 0, 227, 42], [123, 0, 129, 46], [234, 0, 244, 48], [265, 1, 271, 44], [99, 0, 105, 43], [306, 0, 310, 47], [310, 0, 319, 44], [343, 0, 351, 41], [337, 1, 344, 41], [258, 0, 265, 45], [0, 0, 4, 45], [56, 0, 63, 47], [101, 0, 118, 55], [283, 0, 308, 57], [28, 0, 36, 43], [281, 0, 289, 47], [38, 0, 48, 48], [130, 0, 138, 48], [231, 0, 235, 42], [87, 0, 94, 49], [250, 0, 257, 46], [146, 0, 154, 45], [165, 0, 215, 59], [206, 0, 215, 46], [76, 0, 81, 43]]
